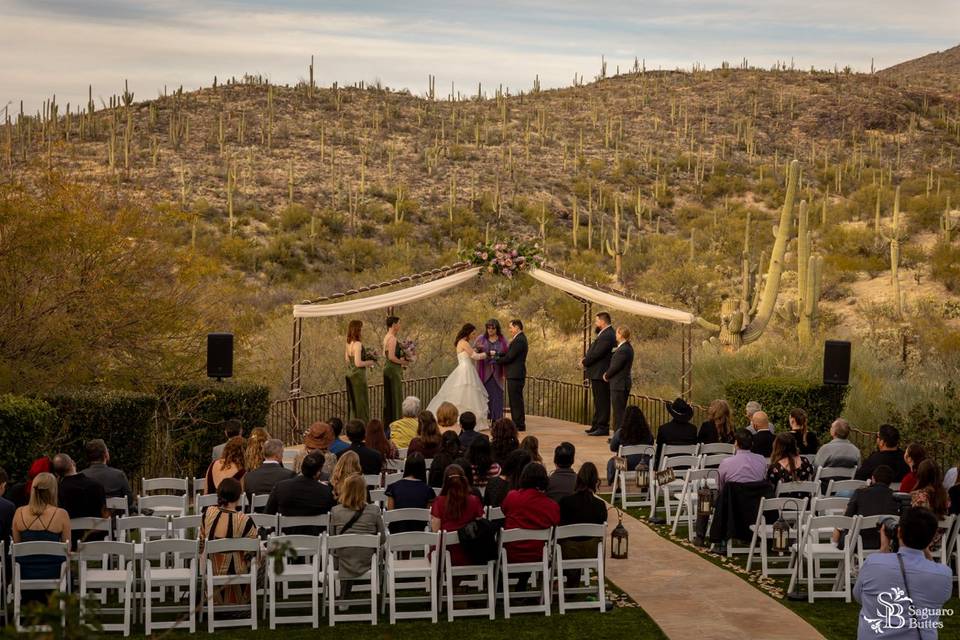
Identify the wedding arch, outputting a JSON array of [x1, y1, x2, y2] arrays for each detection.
[[285, 260, 696, 428]]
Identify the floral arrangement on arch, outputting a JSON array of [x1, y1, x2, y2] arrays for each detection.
[[466, 242, 544, 278]]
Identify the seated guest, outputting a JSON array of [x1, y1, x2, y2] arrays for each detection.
[[453, 456, 485, 500], [855, 424, 910, 482], [558, 462, 607, 587], [429, 431, 463, 489], [385, 453, 435, 532], [911, 460, 949, 548], [389, 397, 421, 450], [339, 419, 383, 475], [607, 405, 654, 485], [788, 408, 819, 455], [10, 456, 53, 508], [490, 418, 520, 465], [330, 474, 385, 597], [82, 439, 132, 501], [458, 411, 486, 451], [12, 472, 70, 603], [293, 421, 337, 476], [328, 417, 349, 456], [854, 508, 952, 638], [0, 468, 16, 543], [899, 443, 926, 494], [52, 453, 105, 545], [365, 419, 398, 460], [466, 437, 499, 487], [655, 398, 698, 468], [717, 429, 768, 491], [435, 401, 460, 432], [205, 436, 246, 494], [832, 465, 900, 549], [501, 463, 561, 590], [330, 451, 362, 500], [546, 442, 577, 502], [199, 477, 259, 605], [430, 464, 485, 565], [212, 419, 242, 461], [767, 433, 815, 488], [698, 399, 734, 445], [265, 452, 335, 535], [407, 411, 443, 459], [244, 427, 271, 472], [520, 435, 543, 464], [484, 449, 531, 508], [814, 418, 861, 469], [244, 439, 295, 499], [744, 401, 762, 432], [750, 411, 775, 458]]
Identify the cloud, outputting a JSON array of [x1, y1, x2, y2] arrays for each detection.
[[1, 0, 957, 112]]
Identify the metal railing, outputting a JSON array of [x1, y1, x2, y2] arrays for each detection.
[[268, 375, 704, 446]]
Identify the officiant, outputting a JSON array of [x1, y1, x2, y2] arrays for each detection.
[[474, 319, 509, 421]]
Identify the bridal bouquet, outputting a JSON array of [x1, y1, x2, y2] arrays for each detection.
[[466, 242, 544, 279], [399, 339, 417, 362], [361, 345, 378, 363]]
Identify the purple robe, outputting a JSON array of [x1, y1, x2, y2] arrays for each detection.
[[474, 335, 508, 421]]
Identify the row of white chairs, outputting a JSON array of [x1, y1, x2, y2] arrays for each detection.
[[3, 521, 607, 635]]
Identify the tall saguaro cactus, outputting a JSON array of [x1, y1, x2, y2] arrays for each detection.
[[881, 185, 905, 317], [605, 198, 631, 285], [779, 201, 824, 347]]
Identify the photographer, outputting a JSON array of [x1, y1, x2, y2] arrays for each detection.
[[854, 507, 952, 639]]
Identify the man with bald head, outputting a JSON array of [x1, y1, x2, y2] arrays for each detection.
[[52, 452, 107, 546], [750, 411, 775, 458], [814, 418, 861, 469]]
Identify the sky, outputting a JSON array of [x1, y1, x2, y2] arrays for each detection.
[[1, 0, 958, 115]]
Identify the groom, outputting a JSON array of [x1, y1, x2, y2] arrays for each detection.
[[582, 312, 616, 436], [495, 319, 528, 432]]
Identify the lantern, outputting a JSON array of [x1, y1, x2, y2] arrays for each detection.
[[772, 499, 800, 555], [611, 511, 629, 559], [698, 470, 719, 516], [636, 463, 650, 490]]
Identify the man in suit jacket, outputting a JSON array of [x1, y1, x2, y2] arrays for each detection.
[[244, 439, 295, 501], [603, 326, 634, 435], [212, 419, 243, 461], [654, 398, 699, 468], [496, 319, 529, 431], [750, 411, 776, 458], [265, 451, 336, 535], [581, 312, 617, 436]]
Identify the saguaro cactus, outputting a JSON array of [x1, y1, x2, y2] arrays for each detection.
[[881, 186, 905, 317], [605, 198, 631, 284]]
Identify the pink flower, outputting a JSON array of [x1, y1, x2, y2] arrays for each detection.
[[481, 252, 488, 260], [511, 250, 518, 257]]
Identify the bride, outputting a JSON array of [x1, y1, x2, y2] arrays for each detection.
[[427, 323, 490, 428]]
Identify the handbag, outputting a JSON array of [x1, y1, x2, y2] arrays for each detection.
[[458, 518, 498, 564]]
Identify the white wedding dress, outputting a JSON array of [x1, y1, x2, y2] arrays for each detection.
[[427, 350, 490, 428]]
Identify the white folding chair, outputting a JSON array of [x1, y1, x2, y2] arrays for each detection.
[[498, 528, 553, 618], [611, 444, 655, 510], [12, 541, 69, 632], [326, 534, 380, 625], [194, 493, 219, 513], [106, 496, 129, 516], [699, 453, 731, 469], [653, 454, 701, 522], [169, 515, 202, 540], [746, 497, 807, 576], [440, 531, 495, 620], [775, 481, 819, 499], [192, 477, 206, 501], [658, 444, 700, 461], [248, 494, 270, 513], [811, 496, 849, 516], [932, 515, 957, 564], [370, 489, 388, 506], [142, 477, 190, 497], [795, 515, 859, 602], [384, 458, 405, 472], [699, 443, 735, 455], [825, 479, 867, 497], [383, 472, 403, 487], [69, 517, 113, 544], [814, 466, 856, 484], [364, 474, 383, 489], [486, 506, 504, 521], [142, 538, 198, 634], [115, 515, 169, 546], [267, 535, 323, 628], [277, 514, 329, 535], [203, 537, 260, 631], [138, 494, 187, 517], [553, 524, 605, 614], [382, 508, 431, 533], [855, 514, 898, 568], [77, 541, 135, 636], [671, 469, 718, 539], [250, 513, 278, 536], [384, 531, 440, 623]]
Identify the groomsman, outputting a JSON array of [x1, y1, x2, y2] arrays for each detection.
[[497, 319, 528, 432], [604, 327, 634, 433], [582, 312, 617, 436]]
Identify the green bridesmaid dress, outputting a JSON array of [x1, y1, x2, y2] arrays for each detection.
[[346, 344, 370, 423], [382, 341, 404, 426]]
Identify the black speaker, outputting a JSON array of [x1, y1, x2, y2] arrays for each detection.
[[823, 340, 851, 386], [207, 333, 233, 379]]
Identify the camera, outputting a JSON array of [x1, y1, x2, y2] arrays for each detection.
[[880, 517, 899, 552]]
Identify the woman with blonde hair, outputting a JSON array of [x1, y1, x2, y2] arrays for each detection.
[[12, 472, 70, 602], [331, 450, 362, 498], [244, 427, 271, 471], [205, 436, 246, 494], [329, 474, 384, 597], [435, 402, 460, 431], [698, 399, 733, 444]]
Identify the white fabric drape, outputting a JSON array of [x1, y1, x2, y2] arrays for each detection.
[[293, 267, 482, 318], [526, 267, 695, 324]]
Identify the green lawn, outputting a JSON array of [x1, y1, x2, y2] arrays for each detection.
[[622, 504, 960, 640]]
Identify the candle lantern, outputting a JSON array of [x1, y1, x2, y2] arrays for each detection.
[[636, 463, 650, 490], [772, 499, 800, 555], [611, 510, 629, 559]]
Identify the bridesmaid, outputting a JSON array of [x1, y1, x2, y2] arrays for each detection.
[[382, 316, 410, 426], [345, 320, 376, 422], [474, 319, 508, 421]]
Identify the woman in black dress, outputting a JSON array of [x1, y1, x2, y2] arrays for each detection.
[[697, 399, 734, 444]]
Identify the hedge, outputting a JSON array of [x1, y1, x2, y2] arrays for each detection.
[[0, 394, 57, 482], [158, 382, 270, 478], [724, 377, 848, 437], [43, 390, 158, 479]]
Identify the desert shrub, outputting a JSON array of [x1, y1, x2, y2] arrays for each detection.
[[318, 208, 346, 238], [930, 243, 960, 292], [821, 225, 886, 273], [725, 377, 848, 437], [0, 394, 57, 482], [336, 237, 381, 272], [886, 381, 960, 469], [43, 390, 157, 478], [279, 204, 311, 230]]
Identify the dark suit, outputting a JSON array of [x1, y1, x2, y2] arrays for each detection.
[[752, 430, 775, 459], [654, 418, 698, 468], [497, 332, 528, 431], [605, 341, 634, 432], [337, 443, 383, 475], [244, 461, 296, 500], [583, 326, 616, 433], [265, 475, 336, 535]]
